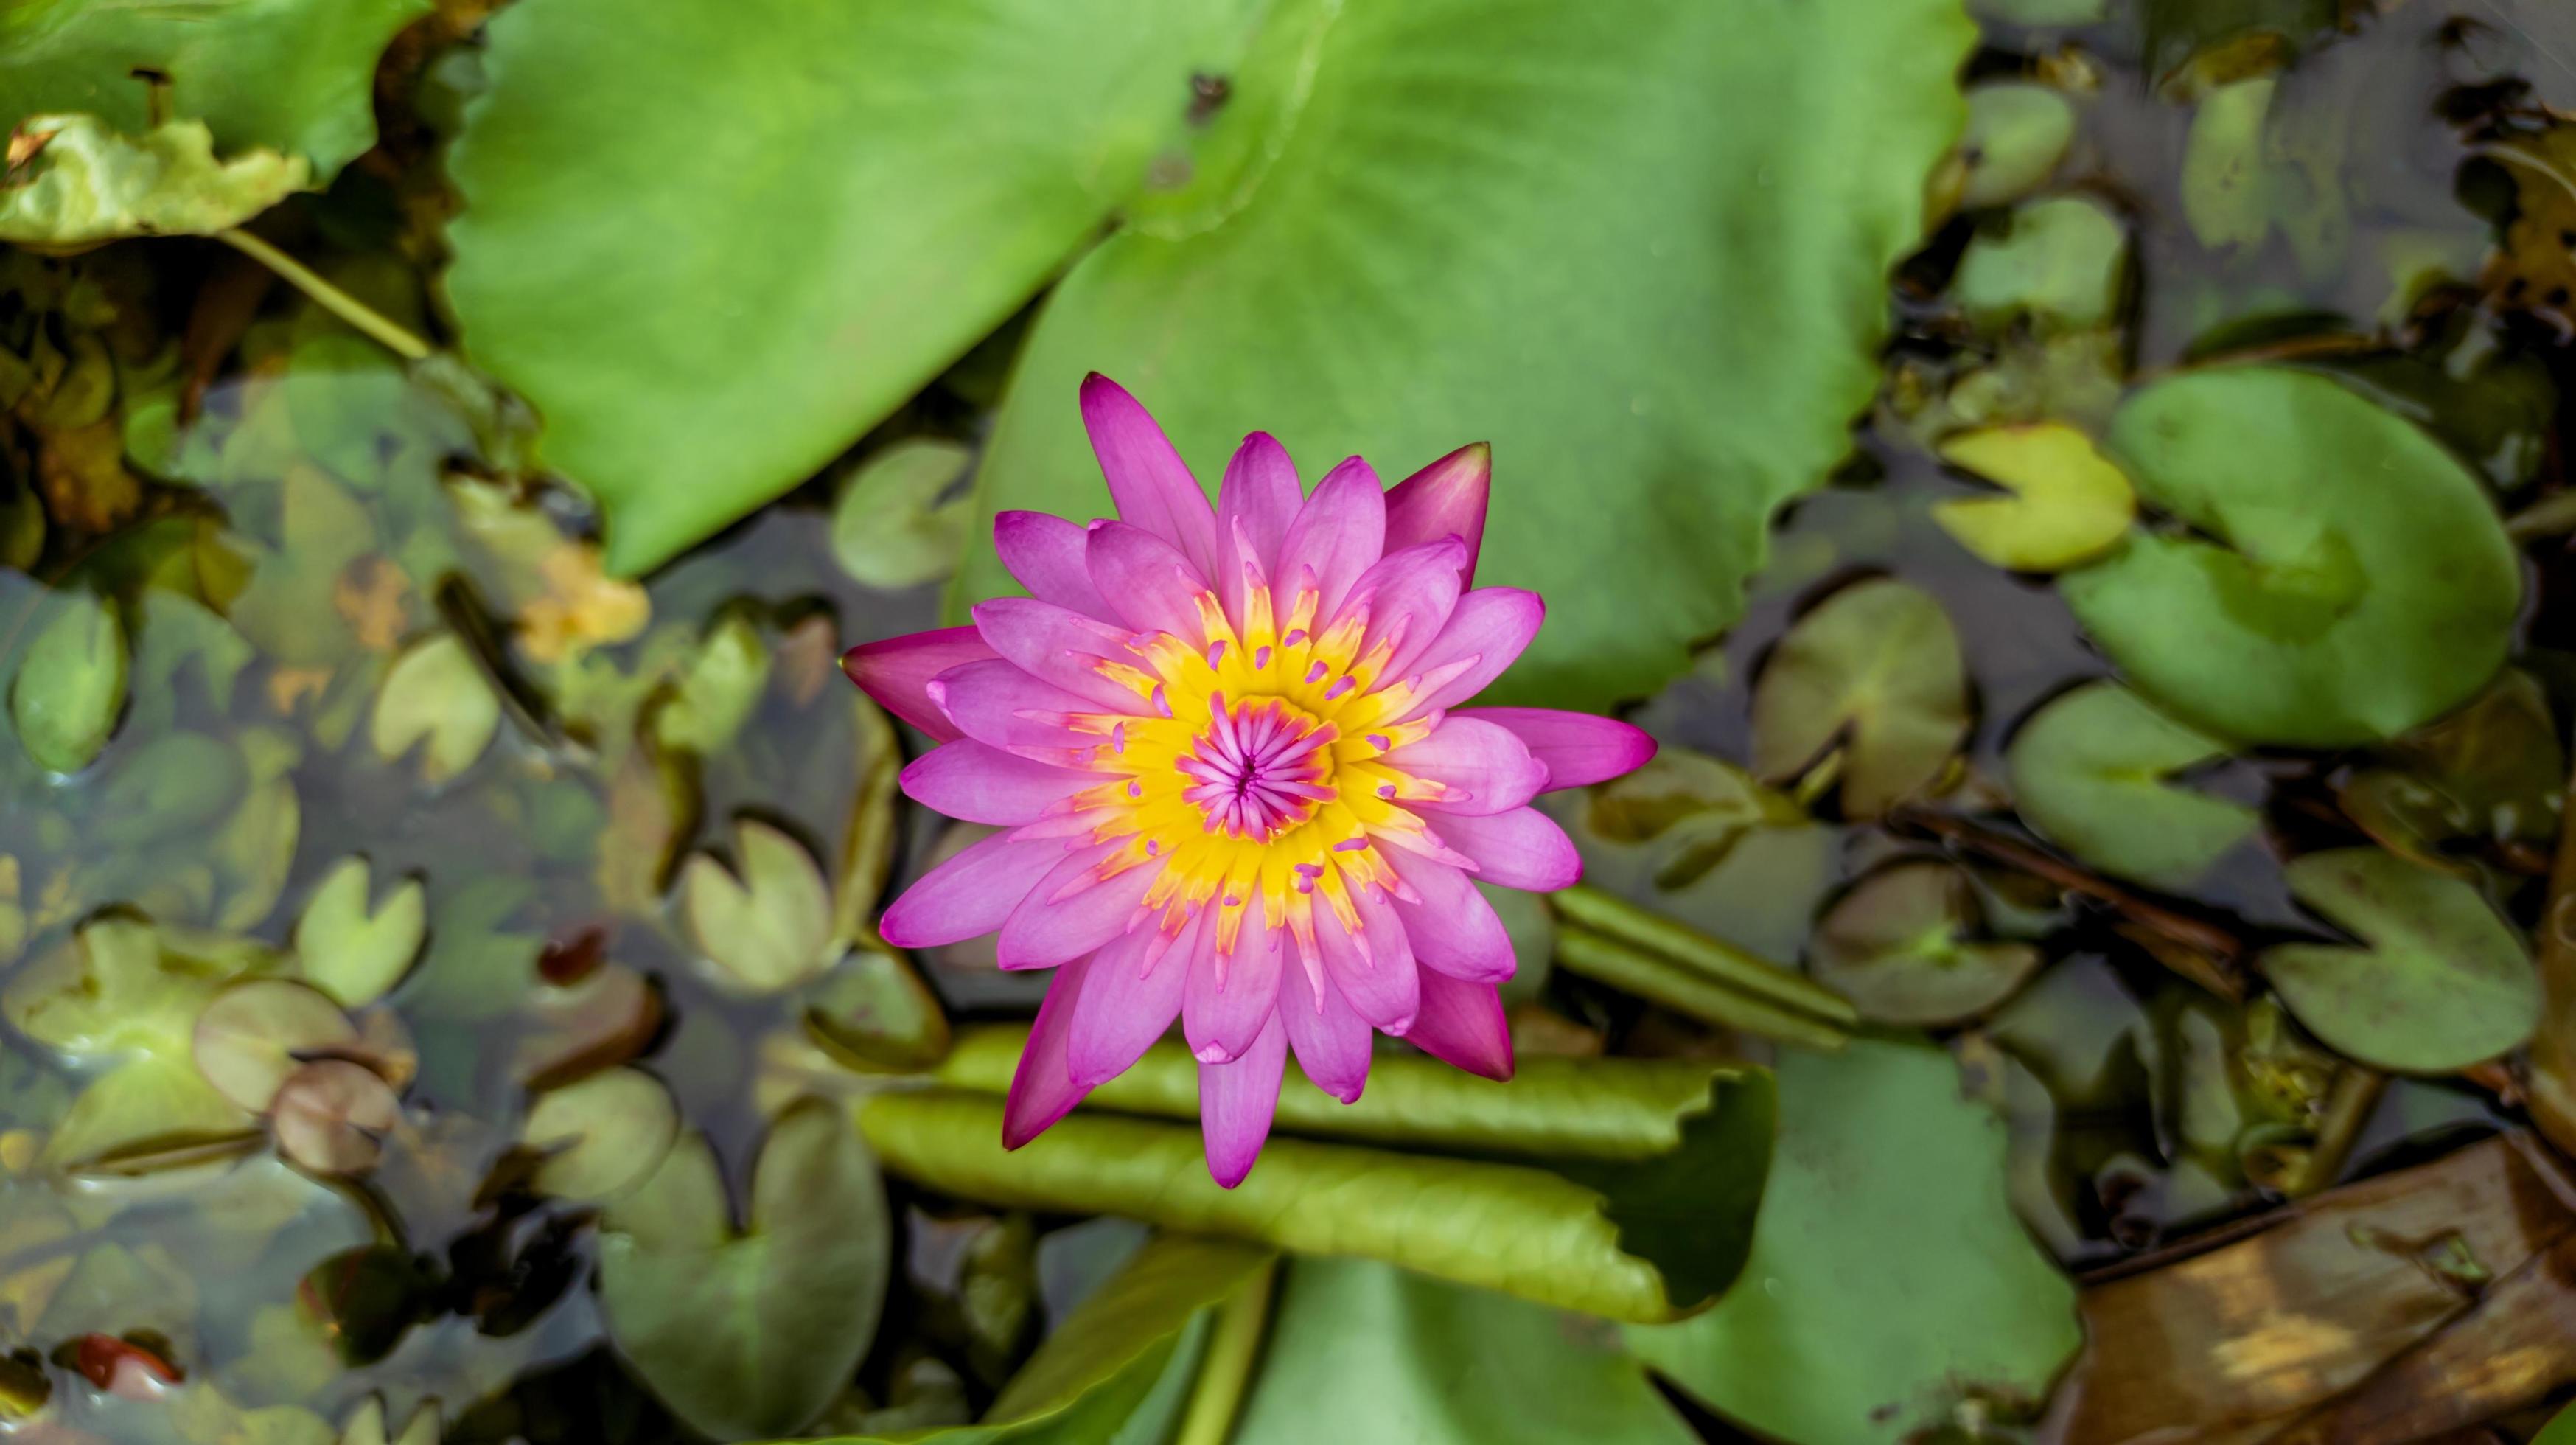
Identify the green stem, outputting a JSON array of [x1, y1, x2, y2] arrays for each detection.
[[1552, 883, 1859, 1026], [1555, 925, 1851, 1051], [2507, 487, 2576, 543], [1172, 1255, 1279, 1445], [2290, 1065, 2384, 1197], [215, 229, 432, 361]]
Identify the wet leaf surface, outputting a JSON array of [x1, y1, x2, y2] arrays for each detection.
[[2006, 680, 2258, 891], [1751, 577, 1969, 818], [1807, 860, 2044, 1026], [2261, 849, 2539, 1074], [1933, 422, 2136, 573]]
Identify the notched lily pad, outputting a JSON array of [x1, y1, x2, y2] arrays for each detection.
[[2339, 669, 2565, 872], [1952, 83, 2077, 212], [10, 587, 126, 773], [370, 632, 500, 784], [1807, 860, 2043, 1026], [192, 978, 357, 1113], [518, 1065, 679, 1202], [1952, 194, 2128, 332], [1935, 422, 2136, 572], [2062, 368, 2520, 746], [2006, 680, 2258, 890], [654, 612, 771, 757], [2260, 849, 2538, 1073], [598, 1098, 892, 1438], [830, 437, 975, 591], [803, 945, 949, 1074], [681, 818, 836, 995], [1751, 577, 1969, 818], [271, 1059, 399, 1174], [291, 856, 426, 1008]]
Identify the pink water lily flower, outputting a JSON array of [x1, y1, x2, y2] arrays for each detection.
[[843, 376, 1655, 1185]]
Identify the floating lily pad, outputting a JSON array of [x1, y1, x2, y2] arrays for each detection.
[[1934, 422, 2136, 572], [513, 964, 665, 1090], [192, 978, 357, 1113], [1751, 578, 1969, 818], [2006, 680, 2258, 891], [681, 818, 836, 996], [1232, 1258, 1694, 1445], [2261, 849, 2539, 1073], [964, 0, 1973, 711], [290, 856, 425, 1008], [1955, 83, 2078, 211], [5, 917, 268, 1059], [654, 613, 770, 757], [519, 1065, 679, 1202], [90, 732, 247, 848], [270, 1059, 399, 1174], [830, 439, 975, 591], [1952, 195, 2128, 332], [1807, 862, 2044, 1026], [598, 1098, 891, 1438], [41, 1055, 256, 1172], [0, 116, 307, 248], [803, 947, 950, 1074], [1627, 1040, 2081, 1444], [370, 632, 500, 784], [2062, 368, 2521, 746], [10, 588, 125, 774]]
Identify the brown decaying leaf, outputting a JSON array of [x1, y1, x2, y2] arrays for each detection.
[[34, 421, 140, 532], [2058, 1135, 2576, 1442], [271, 1059, 401, 1174], [2525, 753, 2576, 1159], [332, 556, 414, 652]]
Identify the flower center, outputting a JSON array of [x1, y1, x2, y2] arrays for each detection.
[[1174, 694, 1338, 840]]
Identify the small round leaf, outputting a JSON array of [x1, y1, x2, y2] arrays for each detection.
[[2006, 681, 2257, 890], [292, 857, 427, 1008], [193, 980, 360, 1113], [520, 1066, 680, 1202], [1751, 579, 1969, 818], [1934, 422, 2136, 572], [1807, 861, 2042, 1026]]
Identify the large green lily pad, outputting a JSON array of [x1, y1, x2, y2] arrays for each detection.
[[1232, 1258, 1694, 1444], [965, 0, 1973, 709], [1627, 1040, 2080, 1444], [2261, 849, 2539, 1074], [445, 0, 1264, 574], [2062, 368, 2520, 746]]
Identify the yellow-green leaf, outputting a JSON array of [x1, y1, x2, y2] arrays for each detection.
[[1934, 422, 2137, 571]]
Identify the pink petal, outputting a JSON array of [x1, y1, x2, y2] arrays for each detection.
[[1428, 807, 1582, 891], [1386, 853, 1515, 983], [1316, 888, 1420, 1032], [1183, 902, 1286, 1064], [1451, 708, 1658, 790], [1280, 967, 1372, 1104], [901, 740, 1094, 826], [1405, 968, 1514, 1081], [1382, 442, 1490, 586], [1384, 717, 1549, 816], [929, 659, 1103, 765], [971, 598, 1153, 714], [879, 831, 1061, 948], [1274, 456, 1386, 622], [842, 627, 997, 742], [1198, 1010, 1286, 1187], [996, 511, 1115, 621], [996, 846, 1158, 969], [1216, 432, 1302, 630], [1086, 521, 1215, 642], [1341, 537, 1467, 682], [1003, 954, 1095, 1148], [1391, 588, 1544, 721], [1067, 910, 1199, 1087], [1080, 374, 1218, 577]]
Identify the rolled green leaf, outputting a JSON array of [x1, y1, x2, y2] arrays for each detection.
[[932, 1026, 1717, 1160], [1551, 883, 1858, 1027], [859, 1048, 1773, 1323], [1555, 927, 1852, 1052]]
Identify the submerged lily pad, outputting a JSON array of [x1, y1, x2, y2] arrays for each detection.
[[370, 632, 500, 784], [680, 818, 836, 995], [519, 1065, 679, 1202], [2006, 680, 2258, 890], [290, 856, 425, 1008], [2062, 368, 2520, 746], [10, 588, 126, 774], [1952, 195, 2128, 332], [192, 978, 357, 1113], [1807, 861, 2043, 1026], [830, 439, 975, 591], [1934, 422, 2136, 571], [598, 1098, 891, 1439], [2261, 849, 2539, 1073], [654, 613, 770, 758], [803, 947, 949, 1075], [1626, 1040, 2081, 1444], [1954, 83, 2077, 211], [1751, 578, 1969, 817]]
